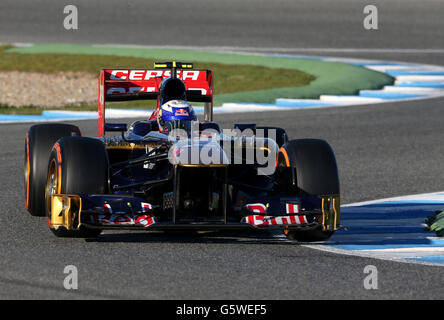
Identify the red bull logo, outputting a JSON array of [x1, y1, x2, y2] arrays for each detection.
[[175, 108, 189, 116]]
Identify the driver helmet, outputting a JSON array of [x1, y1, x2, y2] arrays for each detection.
[[157, 100, 197, 132]]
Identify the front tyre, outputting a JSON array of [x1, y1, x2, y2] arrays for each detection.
[[46, 136, 108, 238], [25, 124, 81, 216], [285, 226, 334, 242], [277, 139, 340, 242]]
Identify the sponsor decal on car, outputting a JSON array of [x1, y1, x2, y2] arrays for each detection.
[[243, 215, 308, 226], [104, 203, 112, 213], [91, 214, 155, 227], [141, 202, 153, 212], [107, 70, 205, 81], [105, 84, 208, 95], [245, 203, 267, 214], [285, 203, 300, 214]]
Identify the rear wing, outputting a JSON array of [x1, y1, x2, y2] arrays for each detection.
[[98, 64, 214, 136]]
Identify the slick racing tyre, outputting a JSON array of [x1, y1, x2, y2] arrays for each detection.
[[25, 123, 81, 216], [45, 136, 108, 238], [276, 139, 339, 242]]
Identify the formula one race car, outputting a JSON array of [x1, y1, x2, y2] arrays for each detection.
[[24, 62, 340, 241]]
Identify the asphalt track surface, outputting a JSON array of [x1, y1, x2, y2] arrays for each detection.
[[1, 0, 444, 299], [1, 0, 444, 50]]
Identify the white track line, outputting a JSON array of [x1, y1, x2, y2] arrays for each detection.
[[302, 191, 444, 267], [319, 95, 384, 104], [382, 86, 444, 94]]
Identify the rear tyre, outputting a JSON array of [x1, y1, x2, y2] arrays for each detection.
[[277, 139, 339, 242], [256, 126, 288, 148], [25, 124, 81, 216], [46, 136, 108, 237]]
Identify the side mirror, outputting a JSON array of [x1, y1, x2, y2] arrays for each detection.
[[234, 123, 256, 131], [104, 123, 127, 132], [143, 131, 170, 142]]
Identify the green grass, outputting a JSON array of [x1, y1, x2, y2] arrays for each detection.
[[1, 44, 395, 115], [0, 45, 316, 114], [0, 104, 46, 115], [0, 46, 314, 96], [425, 211, 444, 237]]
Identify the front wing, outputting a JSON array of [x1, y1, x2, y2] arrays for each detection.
[[49, 194, 340, 233]]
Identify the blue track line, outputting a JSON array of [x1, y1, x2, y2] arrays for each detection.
[[395, 82, 444, 88], [406, 256, 444, 263], [359, 91, 426, 100], [387, 70, 444, 76]]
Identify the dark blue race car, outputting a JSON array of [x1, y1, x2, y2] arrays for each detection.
[[24, 62, 340, 241]]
